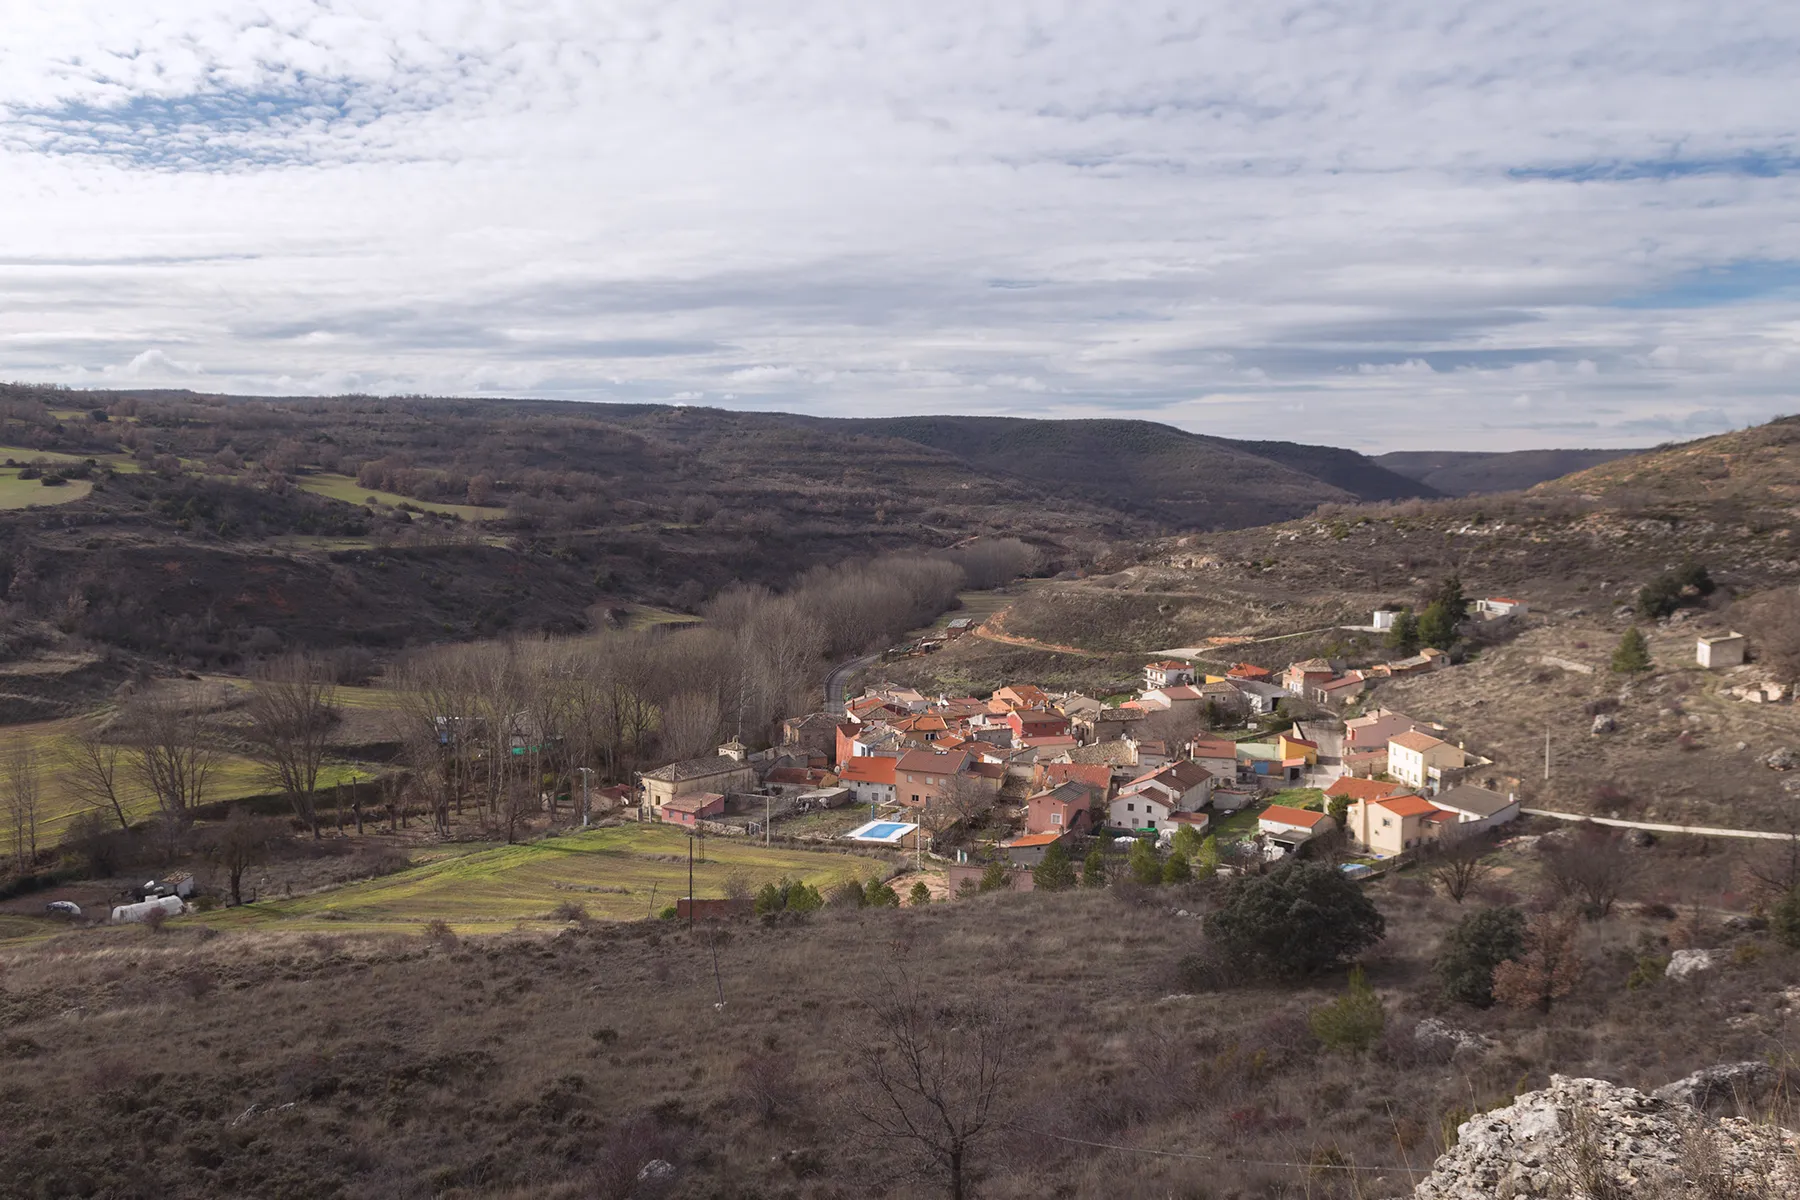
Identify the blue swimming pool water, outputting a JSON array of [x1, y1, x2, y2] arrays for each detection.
[[860, 822, 908, 839]]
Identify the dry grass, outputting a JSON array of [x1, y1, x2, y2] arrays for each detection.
[[2, 868, 1797, 1199]]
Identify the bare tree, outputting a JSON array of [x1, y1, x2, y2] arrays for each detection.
[[242, 653, 339, 839], [4, 745, 42, 871], [59, 719, 130, 830], [1423, 833, 1495, 903], [924, 773, 995, 844], [852, 975, 1015, 1200], [120, 691, 218, 827], [204, 808, 274, 906], [660, 690, 723, 762], [1540, 824, 1634, 918]]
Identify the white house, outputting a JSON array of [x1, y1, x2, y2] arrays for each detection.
[[1372, 609, 1401, 631], [1143, 660, 1196, 690], [1388, 730, 1465, 793], [1117, 761, 1214, 812], [1232, 680, 1289, 715], [1108, 790, 1208, 834], [1258, 805, 1336, 853], [1475, 597, 1528, 618], [1697, 632, 1747, 669]]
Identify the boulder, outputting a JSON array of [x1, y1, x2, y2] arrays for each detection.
[[1414, 1017, 1487, 1059], [1414, 1075, 1800, 1200], [1591, 713, 1618, 735], [1626, 829, 1655, 848], [637, 1159, 675, 1183], [1653, 1062, 1777, 1110], [1665, 949, 1716, 980], [1764, 748, 1799, 771]]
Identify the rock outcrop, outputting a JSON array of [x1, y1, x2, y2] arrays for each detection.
[[1653, 1062, 1777, 1111], [1414, 1075, 1799, 1199], [1665, 949, 1716, 980]]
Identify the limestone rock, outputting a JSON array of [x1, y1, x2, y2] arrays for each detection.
[[1653, 1062, 1777, 1110], [1591, 713, 1618, 735], [1414, 1017, 1488, 1059], [1665, 949, 1716, 980], [1764, 747, 1799, 771], [1414, 1075, 1800, 1200]]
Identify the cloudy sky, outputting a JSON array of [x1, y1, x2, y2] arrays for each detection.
[[3, 3, 1798, 450]]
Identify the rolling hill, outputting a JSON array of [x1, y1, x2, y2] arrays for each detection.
[[1375, 448, 1636, 495]]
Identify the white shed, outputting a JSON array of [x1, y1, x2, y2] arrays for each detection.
[[111, 896, 184, 923], [1697, 633, 1747, 670]]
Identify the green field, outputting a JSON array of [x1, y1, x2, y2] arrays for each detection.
[[295, 473, 506, 521], [3, 717, 367, 840], [1266, 786, 1325, 811], [191, 824, 880, 934], [0, 470, 92, 509]]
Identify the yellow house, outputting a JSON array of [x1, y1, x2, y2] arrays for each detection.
[[1347, 793, 1453, 856], [1278, 733, 1319, 766], [1387, 730, 1463, 792]]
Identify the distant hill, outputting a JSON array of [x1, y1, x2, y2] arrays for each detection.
[[1375, 448, 1636, 495]]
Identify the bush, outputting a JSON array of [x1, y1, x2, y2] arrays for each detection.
[[1171, 824, 1204, 859], [978, 861, 1011, 893], [1128, 839, 1162, 886], [1161, 851, 1192, 885], [1612, 627, 1652, 673], [1434, 906, 1527, 1008], [1032, 843, 1077, 892], [1309, 966, 1385, 1053], [1638, 562, 1714, 619], [1081, 846, 1108, 888], [1205, 861, 1386, 980], [551, 900, 590, 923], [830, 878, 868, 909], [908, 880, 931, 906], [864, 879, 900, 908], [1772, 887, 1800, 949], [756, 877, 824, 915], [658, 905, 678, 920]]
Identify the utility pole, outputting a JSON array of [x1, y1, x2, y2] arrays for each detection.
[[576, 767, 593, 828], [687, 831, 695, 927], [1544, 722, 1552, 783]]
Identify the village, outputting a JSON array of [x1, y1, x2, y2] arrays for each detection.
[[620, 596, 1588, 900]]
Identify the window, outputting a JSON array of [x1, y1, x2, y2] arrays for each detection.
[[1381, 817, 1392, 828], [1052, 812, 1063, 825], [1127, 803, 1135, 812], [911, 794, 920, 803]]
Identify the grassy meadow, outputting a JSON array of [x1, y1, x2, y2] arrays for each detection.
[[4, 717, 367, 841], [295, 472, 506, 521], [190, 823, 886, 935], [0, 470, 92, 509]]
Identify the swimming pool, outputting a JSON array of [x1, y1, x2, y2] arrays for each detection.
[[846, 819, 919, 844]]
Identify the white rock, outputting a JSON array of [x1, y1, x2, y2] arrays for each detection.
[[1666, 949, 1716, 980]]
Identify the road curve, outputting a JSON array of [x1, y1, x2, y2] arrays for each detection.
[[824, 652, 882, 712]]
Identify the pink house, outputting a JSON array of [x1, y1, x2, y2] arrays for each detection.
[[661, 792, 726, 826]]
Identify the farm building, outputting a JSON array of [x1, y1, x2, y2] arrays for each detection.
[[1697, 632, 1747, 669]]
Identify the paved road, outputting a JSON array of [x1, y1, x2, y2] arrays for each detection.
[[824, 652, 882, 711], [1522, 808, 1794, 842]]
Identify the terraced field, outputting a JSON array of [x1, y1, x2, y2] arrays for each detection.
[[190, 824, 883, 935]]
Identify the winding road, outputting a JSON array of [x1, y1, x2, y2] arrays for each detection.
[[824, 652, 882, 711]]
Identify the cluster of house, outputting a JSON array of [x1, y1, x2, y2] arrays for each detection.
[[628, 638, 1518, 869]]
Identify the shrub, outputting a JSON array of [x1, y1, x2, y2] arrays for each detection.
[[1772, 887, 1800, 948], [978, 861, 1011, 893], [1081, 846, 1108, 888], [1434, 906, 1527, 1007], [864, 879, 900, 908], [551, 900, 590, 923], [830, 878, 867, 909], [1161, 851, 1192, 885], [908, 880, 931, 906], [1492, 911, 1582, 1013], [1205, 861, 1386, 980], [1309, 966, 1385, 1053], [754, 882, 785, 916], [1032, 843, 1076, 892], [658, 905, 678, 920], [1638, 562, 1714, 619], [786, 882, 823, 913], [1611, 627, 1651, 673], [1128, 838, 1162, 886], [1194, 835, 1219, 880], [1171, 824, 1204, 859]]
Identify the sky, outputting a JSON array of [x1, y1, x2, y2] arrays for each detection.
[[2, 3, 1799, 451]]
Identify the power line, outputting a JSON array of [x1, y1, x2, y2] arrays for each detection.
[[999, 1123, 1428, 1176]]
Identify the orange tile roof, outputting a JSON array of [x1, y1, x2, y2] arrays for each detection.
[[1226, 663, 1271, 679], [1390, 730, 1448, 753], [1004, 832, 1067, 848], [1374, 793, 1441, 818], [838, 757, 897, 785], [1191, 739, 1238, 759], [1325, 777, 1407, 801], [1260, 804, 1329, 828]]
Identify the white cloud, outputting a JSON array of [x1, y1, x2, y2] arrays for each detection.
[[0, 3, 1798, 447]]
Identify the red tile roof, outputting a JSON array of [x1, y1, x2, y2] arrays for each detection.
[[1390, 730, 1449, 753], [1260, 804, 1329, 828], [838, 757, 897, 785], [1374, 794, 1441, 818], [896, 749, 966, 775], [1004, 831, 1067, 848]]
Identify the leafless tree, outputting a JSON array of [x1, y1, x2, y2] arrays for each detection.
[[242, 653, 339, 839], [59, 719, 130, 830], [660, 690, 723, 762], [852, 975, 1015, 1200], [924, 774, 995, 844], [1738, 588, 1800, 684], [1423, 833, 1495, 903], [120, 691, 217, 828], [4, 745, 42, 871], [204, 808, 275, 906], [1540, 824, 1634, 918]]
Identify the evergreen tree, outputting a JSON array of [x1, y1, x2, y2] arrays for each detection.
[[978, 860, 1011, 892], [1081, 846, 1108, 888], [833, 877, 868, 908], [1327, 794, 1351, 830], [1128, 838, 1163, 886], [754, 881, 785, 915], [1433, 573, 1468, 620], [1194, 835, 1220, 880], [1772, 887, 1800, 948], [1309, 966, 1386, 1053], [908, 880, 932, 906], [1206, 861, 1387, 979], [1161, 851, 1193, 885], [1386, 609, 1420, 656], [865, 878, 900, 907], [786, 882, 823, 913], [1417, 600, 1458, 651], [1032, 842, 1077, 891], [1171, 824, 1204, 859], [1433, 905, 1527, 1007], [1611, 626, 1652, 673]]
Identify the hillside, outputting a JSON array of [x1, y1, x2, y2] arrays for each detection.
[[1376, 448, 1636, 495], [1533, 415, 1800, 504]]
